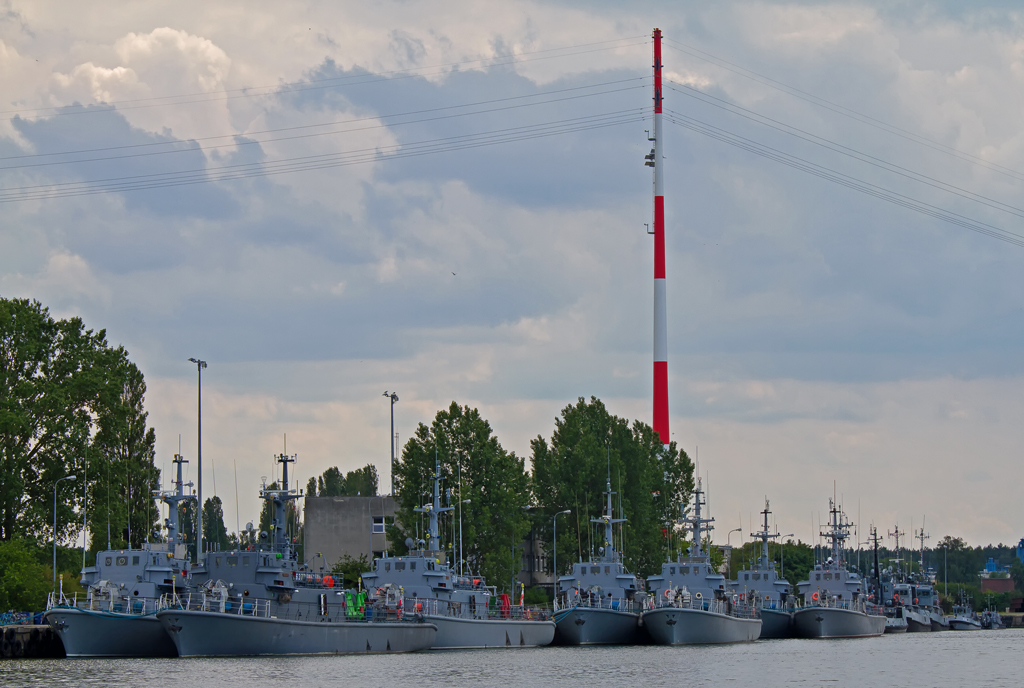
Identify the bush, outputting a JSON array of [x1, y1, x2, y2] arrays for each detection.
[[0, 540, 52, 612]]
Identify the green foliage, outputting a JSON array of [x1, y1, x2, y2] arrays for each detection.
[[329, 553, 370, 587], [307, 464, 379, 497], [523, 585, 549, 606], [0, 297, 160, 558], [530, 397, 693, 579], [202, 496, 230, 552], [0, 539, 51, 611], [392, 401, 531, 594], [1010, 559, 1024, 593]]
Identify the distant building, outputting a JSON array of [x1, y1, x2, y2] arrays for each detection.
[[517, 528, 554, 591], [303, 495, 394, 572]]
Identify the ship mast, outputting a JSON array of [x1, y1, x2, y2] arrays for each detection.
[[159, 452, 193, 549], [751, 498, 779, 570], [685, 479, 715, 559], [820, 500, 851, 568], [260, 451, 302, 554], [414, 457, 453, 554], [591, 476, 626, 563]]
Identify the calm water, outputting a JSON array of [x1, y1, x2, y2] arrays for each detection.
[[3, 630, 1021, 687]]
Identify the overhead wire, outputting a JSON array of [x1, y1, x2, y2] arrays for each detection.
[[662, 38, 1024, 183], [663, 80, 1024, 221], [0, 79, 647, 169], [663, 108, 1024, 248], [2, 36, 650, 121], [0, 109, 647, 202]]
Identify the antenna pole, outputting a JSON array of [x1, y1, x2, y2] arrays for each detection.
[[650, 27, 669, 448]]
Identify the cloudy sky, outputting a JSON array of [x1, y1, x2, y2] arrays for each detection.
[[3, 1, 1023, 550]]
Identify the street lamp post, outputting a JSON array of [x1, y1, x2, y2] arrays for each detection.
[[383, 392, 399, 494], [552, 510, 571, 605], [458, 499, 470, 576], [780, 534, 794, 578], [53, 475, 77, 593], [188, 358, 207, 563], [727, 527, 742, 579]]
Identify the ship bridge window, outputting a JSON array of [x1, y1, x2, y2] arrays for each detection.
[[105, 557, 112, 566], [753, 573, 761, 581], [214, 557, 220, 568], [396, 562, 406, 571], [824, 573, 832, 581], [243, 556, 250, 566], [670, 567, 676, 575], [385, 563, 391, 572], [132, 556, 140, 565], [116, 556, 128, 566], [680, 567, 689, 574], [815, 574, 821, 581], [591, 567, 600, 575], [227, 556, 238, 566], [410, 562, 416, 571], [744, 574, 749, 581]]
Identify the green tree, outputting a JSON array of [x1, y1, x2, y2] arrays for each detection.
[[1009, 559, 1024, 593], [0, 298, 112, 542], [329, 553, 370, 586], [87, 356, 159, 554], [531, 397, 693, 579], [307, 465, 379, 497], [0, 539, 52, 611], [202, 496, 230, 552], [392, 402, 531, 594]]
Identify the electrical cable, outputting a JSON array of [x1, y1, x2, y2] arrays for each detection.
[[0, 109, 646, 202], [662, 38, 1024, 183], [2, 37, 649, 121], [664, 80, 1024, 221], [663, 109, 1024, 248], [0, 81, 646, 169]]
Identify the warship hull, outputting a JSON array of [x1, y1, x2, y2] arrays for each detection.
[[792, 607, 885, 639], [156, 609, 436, 656], [552, 607, 640, 645], [905, 611, 932, 632], [426, 616, 555, 649], [929, 614, 950, 631], [641, 607, 761, 644], [758, 608, 793, 639], [44, 607, 176, 658], [948, 618, 982, 631], [884, 617, 908, 633]]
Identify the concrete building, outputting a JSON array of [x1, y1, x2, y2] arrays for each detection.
[[303, 495, 395, 572]]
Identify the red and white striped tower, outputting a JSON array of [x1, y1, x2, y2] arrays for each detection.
[[651, 28, 669, 447]]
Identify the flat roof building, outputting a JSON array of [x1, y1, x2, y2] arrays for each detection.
[[303, 495, 395, 572]]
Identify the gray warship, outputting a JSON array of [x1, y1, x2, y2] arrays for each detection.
[[551, 476, 645, 645], [641, 480, 761, 644], [155, 452, 436, 656], [948, 590, 982, 631], [360, 459, 555, 649], [729, 499, 794, 639], [867, 527, 906, 633], [792, 500, 885, 639], [44, 452, 197, 657], [881, 526, 932, 632]]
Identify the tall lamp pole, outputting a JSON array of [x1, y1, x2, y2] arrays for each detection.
[[780, 534, 794, 578], [53, 475, 77, 593], [552, 510, 571, 604], [188, 358, 207, 563], [383, 391, 399, 494], [727, 527, 742, 579]]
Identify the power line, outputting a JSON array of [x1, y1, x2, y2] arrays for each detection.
[[0, 80, 646, 169], [663, 109, 1024, 248], [0, 110, 646, 202], [2, 37, 649, 121], [662, 38, 1024, 183], [664, 80, 1024, 220]]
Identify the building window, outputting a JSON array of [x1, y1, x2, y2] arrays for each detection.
[[372, 516, 386, 533]]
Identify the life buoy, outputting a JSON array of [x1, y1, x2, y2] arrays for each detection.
[[695, 592, 702, 599], [893, 593, 900, 600], [664, 589, 672, 598], [812, 592, 820, 601], [323, 576, 335, 588]]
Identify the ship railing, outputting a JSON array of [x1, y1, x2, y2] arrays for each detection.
[[555, 594, 644, 615], [652, 595, 759, 619], [157, 592, 271, 617], [406, 596, 550, 621]]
